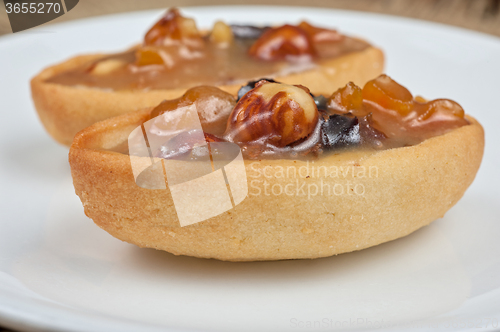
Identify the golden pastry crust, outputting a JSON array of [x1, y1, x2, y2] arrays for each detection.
[[69, 108, 484, 261], [32, 47, 384, 146]]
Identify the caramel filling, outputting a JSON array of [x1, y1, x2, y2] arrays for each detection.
[[46, 8, 368, 91], [107, 76, 468, 160]]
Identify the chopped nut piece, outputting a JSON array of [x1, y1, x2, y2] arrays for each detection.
[[90, 59, 126, 75], [248, 25, 316, 61], [144, 8, 203, 47], [225, 80, 319, 147], [210, 21, 234, 46]]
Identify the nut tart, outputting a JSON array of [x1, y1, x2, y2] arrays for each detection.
[[69, 75, 484, 261], [32, 8, 384, 146]]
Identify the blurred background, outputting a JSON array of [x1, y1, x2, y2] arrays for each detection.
[[0, 0, 499, 37]]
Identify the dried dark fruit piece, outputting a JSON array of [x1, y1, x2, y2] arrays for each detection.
[[313, 95, 328, 111], [230, 25, 270, 39], [321, 114, 360, 149]]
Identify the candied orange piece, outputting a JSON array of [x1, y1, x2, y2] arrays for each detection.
[[414, 95, 427, 103], [328, 82, 364, 113], [248, 25, 316, 61], [362, 75, 414, 115], [135, 48, 164, 66]]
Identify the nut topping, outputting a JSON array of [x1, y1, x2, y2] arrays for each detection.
[[248, 25, 316, 61], [224, 80, 319, 147], [142, 76, 469, 160], [209, 21, 234, 47], [144, 8, 202, 47], [90, 59, 127, 75], [150, 86, 236, 136]]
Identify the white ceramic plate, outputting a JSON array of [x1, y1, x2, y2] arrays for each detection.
[[0, 6, 499, 332]]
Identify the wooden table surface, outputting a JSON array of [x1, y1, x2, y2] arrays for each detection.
[[0, 0, 499, 331]]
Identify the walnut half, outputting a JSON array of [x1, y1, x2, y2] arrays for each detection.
[[224, 80, 319, 147]]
